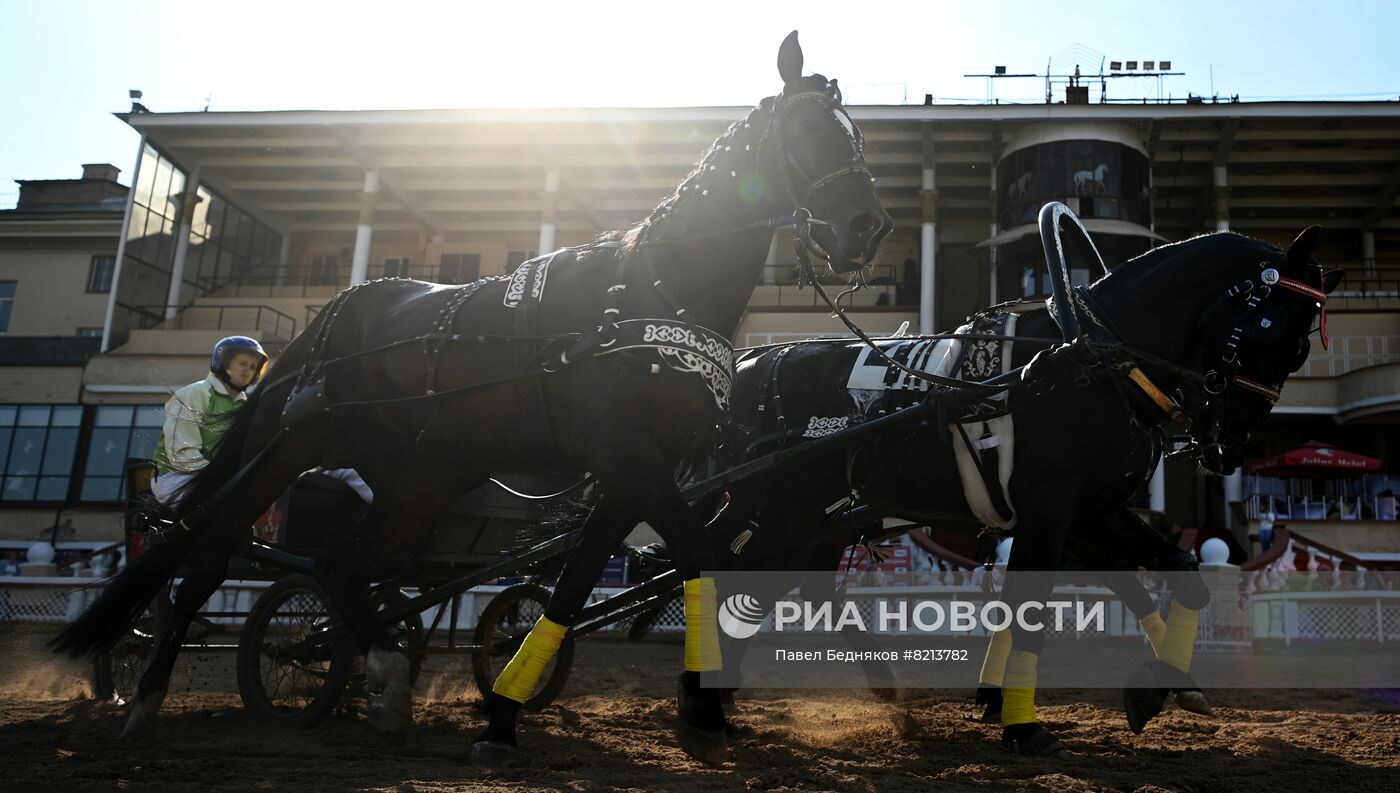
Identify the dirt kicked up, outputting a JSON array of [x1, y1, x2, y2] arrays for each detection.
[[3, 623, 1398, 793]]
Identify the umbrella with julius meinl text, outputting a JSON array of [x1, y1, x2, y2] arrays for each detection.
[[1249, 440, 1383, 478]]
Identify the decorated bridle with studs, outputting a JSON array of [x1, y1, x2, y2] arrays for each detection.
[[1207, 260, 1328, 406]]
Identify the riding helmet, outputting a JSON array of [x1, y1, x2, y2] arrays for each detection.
[[210, 335, 269, 388]]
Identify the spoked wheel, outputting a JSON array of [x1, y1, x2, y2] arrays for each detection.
[[471, 583, 574, 711], [92, 590, 171, 705], [237, 574, 353, 728]]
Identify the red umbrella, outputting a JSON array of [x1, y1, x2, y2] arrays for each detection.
[[1249, 440, 1383, 478]]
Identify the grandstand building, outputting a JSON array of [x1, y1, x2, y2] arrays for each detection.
[[3, 90, 1399, 560]]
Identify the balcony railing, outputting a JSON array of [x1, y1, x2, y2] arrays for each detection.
[[1245, 493, 1397, 522], [1313, 261, 1400, 309], [217, 262, 485, 298], [749, 264, 903, 309], [132, 304, 298, 343], [1296, 334, 1400, 378]]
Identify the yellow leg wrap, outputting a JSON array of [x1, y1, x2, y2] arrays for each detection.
[[492, 615, 568, 703], [979, 628, 1013, 687], [684, 577, 722, 672], [1161, 600, 1200, 674], [1140, 610, 1167, 658], [1001, 650, 1038, 726]]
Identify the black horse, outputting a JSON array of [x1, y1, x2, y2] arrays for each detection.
[[52, 31, 891, 765], [697, 225, 1339, 755]]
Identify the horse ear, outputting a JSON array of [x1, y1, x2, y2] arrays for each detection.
[[1286, 225, 1321, 269], [1322, 269, 1344, 295], [778, 30, 803, 88]]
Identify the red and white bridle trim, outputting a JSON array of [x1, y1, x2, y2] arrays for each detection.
[[1275, 275, 1330, 349], [1231, 375, 1283, 404]]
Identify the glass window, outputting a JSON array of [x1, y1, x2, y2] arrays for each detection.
[[134, 149, 159, 207], [79, 404, 165, 502], [18, 406, 50, 426], [87, 255, 116, 293], [0, 280, 14, 333], [0, 404, 85, 502]]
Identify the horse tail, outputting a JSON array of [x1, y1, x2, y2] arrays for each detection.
[[48, 530, 192, 659], [50, 385, 269, 660]]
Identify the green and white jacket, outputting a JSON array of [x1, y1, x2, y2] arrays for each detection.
[[154, 374, 246, 475]]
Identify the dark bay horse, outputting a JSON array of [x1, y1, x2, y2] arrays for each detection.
[[701, 227, 1339, 754], [53, 31, 891, 765]]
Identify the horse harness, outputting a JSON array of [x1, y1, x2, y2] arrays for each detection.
[[1047, 256, 1329, 462]]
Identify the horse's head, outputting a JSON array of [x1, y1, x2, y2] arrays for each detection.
[[767, 31, 891, 273], [1195, 227, 1344, 475]]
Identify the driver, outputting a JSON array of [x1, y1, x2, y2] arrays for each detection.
[[151, 336, 267, 504]]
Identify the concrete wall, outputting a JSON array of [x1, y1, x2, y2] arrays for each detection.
[[0, 247, 114, 335], [0, 366, 83, 402]]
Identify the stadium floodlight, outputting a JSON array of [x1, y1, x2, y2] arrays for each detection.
[[1144, 61, 1155, 71], [129, 89, 142, 100], [1126, 61, 1138, 70], [1160, 61, 1171, 70], [995, 65, 1006, 74], [1109, 61, 1122, 71]]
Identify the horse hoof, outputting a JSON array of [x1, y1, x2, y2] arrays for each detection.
[[117, 688, 165, 739], [677, 720, 729, 765], [469, 740, 519, 767], [1174, 689, 1213, 716], [1001, 723, 1069, 757], [366, 648, 413, 735], [975, 685, 1003, 724], [1124, 661, 1186, 734]]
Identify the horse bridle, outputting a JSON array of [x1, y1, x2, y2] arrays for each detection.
[[1186, 259, 1329, 456]]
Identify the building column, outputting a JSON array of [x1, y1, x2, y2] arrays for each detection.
[[988, 162, 998, 305], [1362, 228, 1377, 280], [1213, 165, 1230, 233], [1224, 469, 1244, 531], [920, 130, 937, 334], [166, 167, 201, 320], [1148, 166, 1158, 235], [538, 168, 560, 255], [1149, 460, 1166, 513], [276, 233, 292, 286], [101, 135, 146, 353], [349, 170, 378, 286], [1214, 162, 1241, 528], [763, 230, 782, 284]]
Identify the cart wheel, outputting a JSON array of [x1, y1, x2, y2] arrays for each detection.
[[237, 574, 353, 728], [92, 590, 171, 704], [472, 583, 574, 711]]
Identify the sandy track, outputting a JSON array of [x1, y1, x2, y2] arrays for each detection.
[[3, 624, 1398, 792]]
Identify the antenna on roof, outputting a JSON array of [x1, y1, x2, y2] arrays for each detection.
[[203, 91, 213, 113]]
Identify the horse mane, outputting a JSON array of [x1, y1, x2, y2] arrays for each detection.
[[598, 74, 840, 253], [1091, 230, 1283, 296]]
